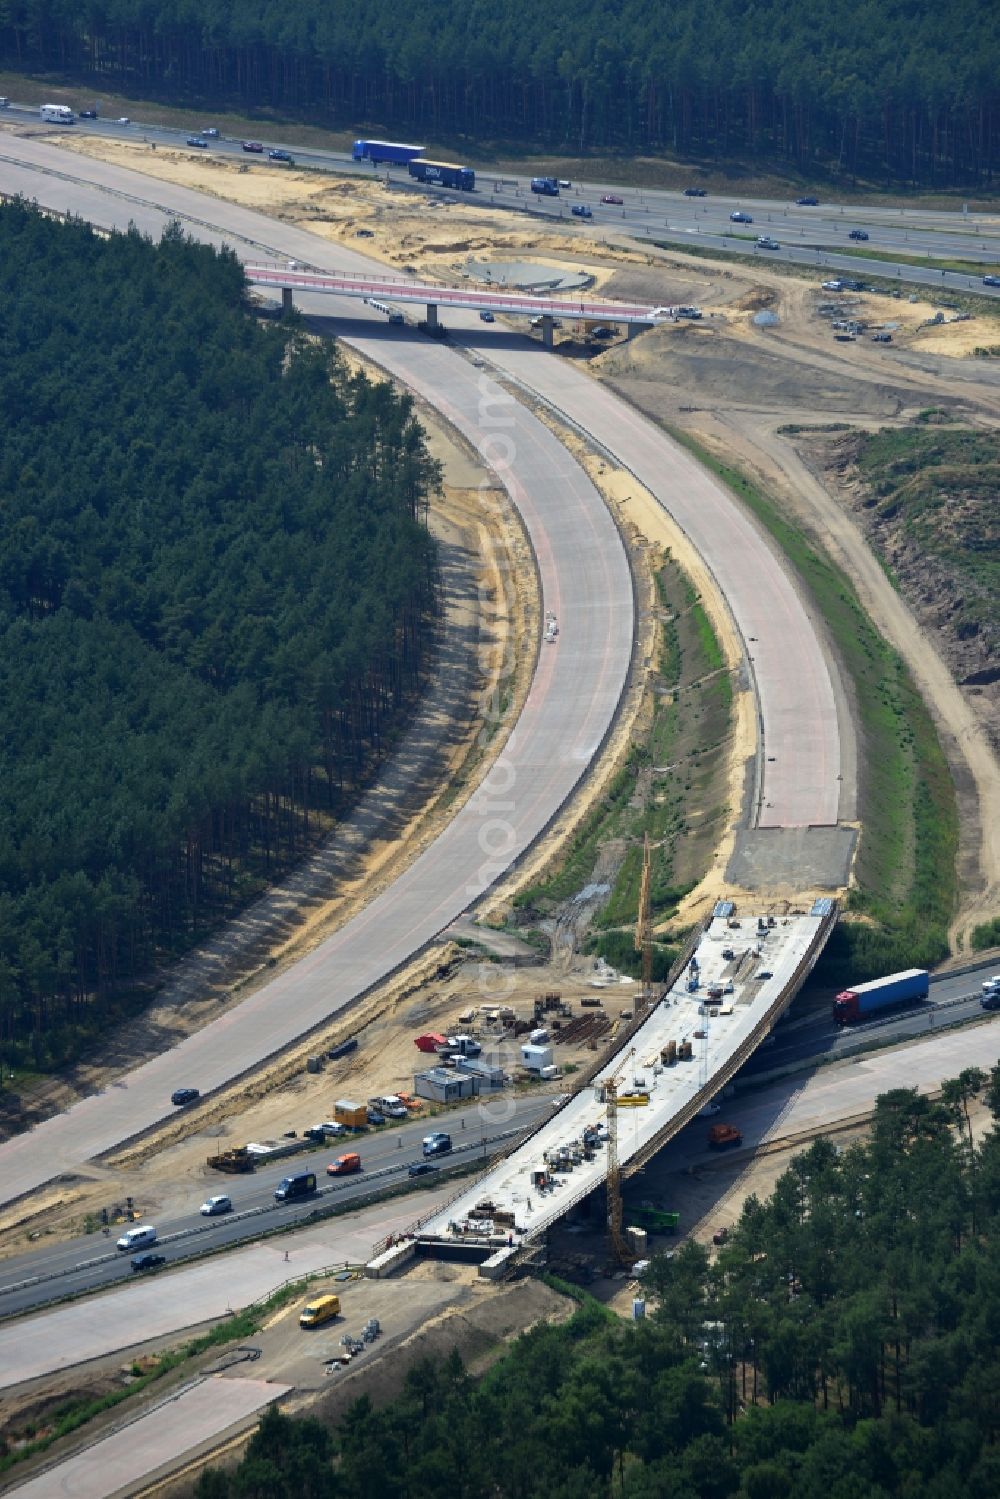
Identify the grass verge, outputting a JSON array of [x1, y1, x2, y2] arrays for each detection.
[[514, 552, 730, 976], [664, 425, 958, 982]]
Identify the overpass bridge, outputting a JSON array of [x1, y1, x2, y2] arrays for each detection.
[[398, 899, 837, 1275], [244, 262, 673, 344]]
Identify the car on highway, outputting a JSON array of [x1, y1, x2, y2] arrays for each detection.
[[408, 1161, 438, 1177], [559, 179, 571, 188], [423, 1131, 452, 1157], [756, 970, 773, 981], [849, 228, 869, 240], [171, 1086, 200, 1106], [729, 210, 753, 223], [242, 140, 264, 153], [327, 1152, 362, 1175], [601, 193, 624, 205], [571, 204, 593, 218], [131, 1252, 166, 1272], [186, 136, 208, 148], [268, 148, 294, 162], [756, 235, 780, 250], [982, 991, 1000, 1012], [117, 1224, 158, 1251], [79, 108, 98, 119], [684, 186, 707, 196], [200, 1194, 232, 1216], [983, 274, 1000, 287], [116, 116, 130, 125], [795, 195, 819, 205], [201, 127, 220, 137], [479, 309, 495, 322]]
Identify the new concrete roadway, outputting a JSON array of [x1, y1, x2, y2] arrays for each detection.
[[0, 137, 845, 1211], [0, 136, 633, 1207]]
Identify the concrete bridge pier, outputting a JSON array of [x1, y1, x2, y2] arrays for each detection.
[[426, 302, 439, 329], [281, 287, 294, 317], [541, 314, 555, 348], [626, 321, 651, 341]]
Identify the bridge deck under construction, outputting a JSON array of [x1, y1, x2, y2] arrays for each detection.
[[414, 901, 836, 1258]]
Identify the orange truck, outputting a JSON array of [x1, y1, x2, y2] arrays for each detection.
[[707, 1123, 743, 1149]]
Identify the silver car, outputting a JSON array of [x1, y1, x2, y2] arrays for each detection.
[[200, 1194, 232, 1216]]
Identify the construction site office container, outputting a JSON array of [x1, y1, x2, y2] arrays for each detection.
[[414, 1068, 481, 1104]]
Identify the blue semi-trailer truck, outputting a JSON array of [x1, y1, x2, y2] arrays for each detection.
[[352, 139, 425, 165], [833, 968, 929, 1024]]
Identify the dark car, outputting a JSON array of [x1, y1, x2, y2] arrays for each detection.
[[131, 1252, 166, 1272], [849, 228, 869, 241], [171, 1087, 200, 1106], [186, 136, 208, 148], [571, 203, 593, 218], [684, 187, 707, 196], [872, 331, 892, 343], [242, 141, 264, 153], [796, 195, 819, 205], [408, 1161, 438, 1177], [268, 148, 294, 163], [479, 309, 495, 322], [79, 109, 98, 119], [601, 193, 624, 205], [983, 274, 1000, 287], [367, 1108, 386, 1125], [756, 970, 773, 981], [729, 210, 753, 223]]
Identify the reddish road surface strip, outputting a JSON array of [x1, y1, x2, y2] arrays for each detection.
[[9, 1377, 289, 1497], [0, 139, 634, 1207]]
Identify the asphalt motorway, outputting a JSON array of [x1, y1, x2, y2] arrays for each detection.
[[6, 102, 1000, 294], [0, 1095, 556, 1317], [741, 959, 1000, 1076]]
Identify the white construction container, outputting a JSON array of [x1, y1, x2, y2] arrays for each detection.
[[520, 1043, 554, 1072]]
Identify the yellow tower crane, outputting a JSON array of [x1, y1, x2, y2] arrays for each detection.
[[600, 1047, 638, 1264], [634, 832, 652, 1011]]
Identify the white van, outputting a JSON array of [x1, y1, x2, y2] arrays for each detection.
[[116, 1224, 157, 1252]]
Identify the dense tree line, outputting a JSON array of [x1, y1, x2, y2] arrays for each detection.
[[199, 1068, 1000, 1496], [0, 200, 437, 1069], [3, 0, 1000, 186]]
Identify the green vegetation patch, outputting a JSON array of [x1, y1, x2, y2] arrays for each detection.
[[852, 426, 1000, 656], [198, 1067, 1000, 1499], [0, 201, 438, 1072], [666, 427, 957, 982], [516, 552, 731, 976]]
